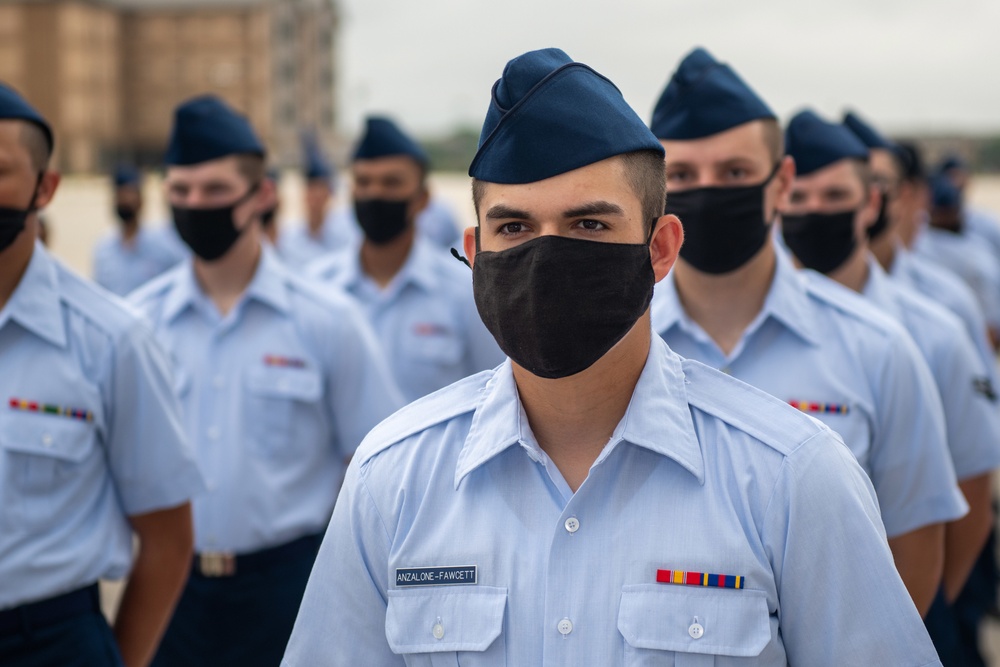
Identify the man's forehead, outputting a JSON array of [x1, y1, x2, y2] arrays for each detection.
[[792, 159, 860, 189], [352, 155, 421, 175], [478, 158, 637, 212], [661, 121, 770, 165], [166, 156, 242, 182]]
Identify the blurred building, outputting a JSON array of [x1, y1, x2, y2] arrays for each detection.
[[0, 0, 338, 173]]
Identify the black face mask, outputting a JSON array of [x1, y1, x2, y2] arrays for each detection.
[[115, 205, 139, 224], [781, 209, 858, 275], [472, 234, 655, 379], [667, 163, 781, 275], [172, 184, 259, 261], [866, 190, 890, 240], [0, 174, 43, 253], [354, 198, 410, 245]]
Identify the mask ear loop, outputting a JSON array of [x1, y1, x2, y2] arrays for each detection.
[[25, 172, 44, 213], [449, 226, 478, 270]]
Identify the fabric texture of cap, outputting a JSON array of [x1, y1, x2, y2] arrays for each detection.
[[302, 131, 335, 180], [353, 116, 428, 166], [650, 47, 775, 140], [0, 82, 53, 154], [785, 109, 869, 176], [842, 111, 895, 151], [469, 48, 663, 184], [930, 174, 962, 208], [113, 164, 141, 188], [165, 95, 264, 166], [936, 153, 968, 174]]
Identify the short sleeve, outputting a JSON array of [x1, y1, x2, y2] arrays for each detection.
[[105, 321, 205, 515], [868, 329, 967, 536], [765, 431, 942, 666], [282, 459, 402, 666]]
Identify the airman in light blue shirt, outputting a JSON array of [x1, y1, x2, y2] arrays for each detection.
[[309, 236, 503, 401], [285, 47, 941, 667], [92, 165, 188, 296], [649, 53, 963, 616], [0, 83, 202, 667]]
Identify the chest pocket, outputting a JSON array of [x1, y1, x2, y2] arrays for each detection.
[[386, 586, 507, 666], [618, 585, 771, 666], [244, 365, 323, 459], [402, 321, 465, 366], [1, 410, 99, 527]]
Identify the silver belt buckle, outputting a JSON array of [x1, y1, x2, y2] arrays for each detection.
[[198, 552, 236, 577]]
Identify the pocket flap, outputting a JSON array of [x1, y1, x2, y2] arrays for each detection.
[[386, 586, 506, 654], [0, 410, 97, 463], [245, 365, 322, 401], [618, 584, 770, 657]]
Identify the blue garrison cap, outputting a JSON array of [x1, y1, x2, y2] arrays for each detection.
[[353, 116, 428, 166], [785, 109, 869, 176], [930, 174, 962, 208], [302, 132, 335, 181], [113, 164, 141, 188], [842, 111, 895, 151], [0, 82, 53, 154], [650, 47, 775, 140], [937, 153, 968, 174], [469, 48, 663, 184], [165, 95, 264, 166]]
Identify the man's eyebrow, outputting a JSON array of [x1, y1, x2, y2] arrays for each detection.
[[485, 204, 532, 220], [562, 201, 625, 218]]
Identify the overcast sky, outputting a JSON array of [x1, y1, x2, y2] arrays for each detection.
[[335, 0, 1000, 138]]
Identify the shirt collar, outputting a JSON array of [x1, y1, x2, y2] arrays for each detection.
[[342, 236, 441, 295], [652, 244, 820, 347], [861, 254, 902, 319], [455, 335, 705, 488], [162, 245, 291, 323], [0, 243, 67, 348]]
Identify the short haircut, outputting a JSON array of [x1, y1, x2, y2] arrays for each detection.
[[19, 122, 51, 172], [851, 158, 874, 193], [472, 149, 666, 236], [759, 119, 784, 164], [235, 153, 266, 184]]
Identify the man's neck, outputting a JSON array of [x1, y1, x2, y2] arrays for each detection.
[[513, 319, 651, 493], [120, 221, 140, 244], [192, 230, 261, 317], [0, 233, 36, 313], [869, 231, 896, 273], [360, 227, 415, 288], [307, 214, 325, 238], [673, 244, 776, 356], [828, 245, 871, 294]]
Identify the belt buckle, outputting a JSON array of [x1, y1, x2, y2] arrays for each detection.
[[198, 552, 236, 577]]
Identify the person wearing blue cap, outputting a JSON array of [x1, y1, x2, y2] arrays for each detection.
[[781, 110, 1000, 656], [283, 48, 938, 666], [0, 83, 204, 667], [307, 115, 503, 401], [276, 133, 348, 265], [937, 154, 1000, 267], [648, 47, 965, 618], [914, 173, 1000, 341], [128, 94, 404, 667], [843, 117, 999, 377], [91, 165, 189, 296]]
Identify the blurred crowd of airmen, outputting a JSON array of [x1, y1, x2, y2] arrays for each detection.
[[2, 44, 1000, 667]]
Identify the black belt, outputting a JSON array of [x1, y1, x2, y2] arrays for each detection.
[[193, 532, 323, 578], [0, 584, 101, 637]]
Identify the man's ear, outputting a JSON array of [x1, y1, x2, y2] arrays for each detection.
[[649, 214, 683, 282], [462, 226, 478, 268], [772, 155, 796, 211], [32, 171, 61, 210], [859, 184, 882, 233]]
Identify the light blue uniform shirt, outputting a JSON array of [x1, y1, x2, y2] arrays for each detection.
[[283, 336, 941, 666], [129, 248, 404, 553], [277, 214, 357, 268], [92, 225, 188, 296], [965, 205, 1000, 264], [862, 257, 1000, 480], [891, 246, 997, 380], [0, 244, 203, 609], [915, 224, 1000, 330], [309, 237, 504, 401], [652, 247, 966, 538]]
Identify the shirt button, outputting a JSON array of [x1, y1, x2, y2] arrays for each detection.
[[207, 427, 221, 440], [689, 622, 704, 639], [557, 618, 573, 635], [42, 434, 53, 447], [564, 517, 580, 534], [432, 622, 444, 640]]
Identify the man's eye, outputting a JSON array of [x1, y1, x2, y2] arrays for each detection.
[[727, 167, 748, 180], [666, 172, 690, 183], [498, 222, 524, 235], [788, 192, 805, 204], [578, 219, 606, 231]]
